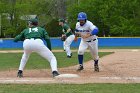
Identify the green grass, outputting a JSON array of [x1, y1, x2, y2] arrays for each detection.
[[0, 52, 113, 70], [0, 46, 140, 50], [0, 83, 140, 93], [0, 51, 139, 93]]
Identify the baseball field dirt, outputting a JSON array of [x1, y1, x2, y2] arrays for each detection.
[[0, 49, 140, 84]]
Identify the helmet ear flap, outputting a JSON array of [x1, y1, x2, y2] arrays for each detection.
[[77, 19, 87, 22]]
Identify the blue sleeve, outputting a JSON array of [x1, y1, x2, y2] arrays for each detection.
[[91, 27, 99, 35]]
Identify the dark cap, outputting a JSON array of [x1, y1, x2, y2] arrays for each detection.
[[29, 18, 38, 23], [58, 18, 65, 23], [28, 18, 38, 26]]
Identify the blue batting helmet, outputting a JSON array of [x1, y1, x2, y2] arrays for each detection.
[[77, 12, 87, 20]]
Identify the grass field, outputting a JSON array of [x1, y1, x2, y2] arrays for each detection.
[[0, 83, 139, 93], [0, 51, 113, 70], [0, 51, 140, 93], [0, 46, 140, 50]]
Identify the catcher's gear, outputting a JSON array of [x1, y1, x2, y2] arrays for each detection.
[[61, 35, 67, 41]]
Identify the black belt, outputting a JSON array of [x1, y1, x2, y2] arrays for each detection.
[[86, 39, 96, 42]]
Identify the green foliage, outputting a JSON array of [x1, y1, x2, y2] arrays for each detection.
[[67, 0, 140, 37], [0, 0, 60, 38], [4, 26, 16, 37], [0, 0, 140, 37], [45, 19, 62, 37]]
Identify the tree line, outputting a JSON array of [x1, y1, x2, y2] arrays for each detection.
[[0, 0, 139, 37], [67, 0, 140, 37]]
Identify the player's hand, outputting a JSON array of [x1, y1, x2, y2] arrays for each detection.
[[81, 35, 86, 39], [74, 36, 78, 42], [62, 34, 66, 37], [61, 34, 67, 41], [81, 33, 91, 39], [75, 33, 79, 37]]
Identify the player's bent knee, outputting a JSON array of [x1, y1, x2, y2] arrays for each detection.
[[50, 57, 57, 62], [78, 51, 84, 55], [92, 56, 99, 60], [47, 55, 56, 62]]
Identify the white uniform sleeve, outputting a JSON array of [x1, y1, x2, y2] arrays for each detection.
[[75, 22, 79, 29], [89, 21, 97, 31]]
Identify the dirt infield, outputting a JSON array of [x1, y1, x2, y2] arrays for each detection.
[[0, 49, 140, 84]]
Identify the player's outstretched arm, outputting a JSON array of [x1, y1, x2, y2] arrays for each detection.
[[13, 31, 25, 42], [43, 29, 52, 51]]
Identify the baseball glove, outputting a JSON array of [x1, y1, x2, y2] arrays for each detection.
[[61, 35, 67, 41]]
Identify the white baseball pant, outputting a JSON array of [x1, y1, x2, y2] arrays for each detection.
[[78, 38, 99, 60], [18, 39, 58, 72], [65, 34, 75, 56]]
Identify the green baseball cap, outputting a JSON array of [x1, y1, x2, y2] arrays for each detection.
[[29, 18, 38, 23], [28, 18, 38, 26], [58, 18, 65, 23]]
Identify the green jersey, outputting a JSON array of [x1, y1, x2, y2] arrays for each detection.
[[14, 26, 51, 50], [62, 23, 73, 37]]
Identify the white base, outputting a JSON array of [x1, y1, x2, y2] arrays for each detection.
[[131, 49, 139, 52], [56, 74, 79, 78]]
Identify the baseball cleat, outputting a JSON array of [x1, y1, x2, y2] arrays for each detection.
[[52, 71, 60, 77], [71, 53, 72, 57], [67, 55, 71, 58], [67, 53, 72, 58], [77, 65, 84, 71], [94, 64, 99, 72], [17, 70, 23, 78]]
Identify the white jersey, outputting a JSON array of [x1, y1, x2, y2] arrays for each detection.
[[76, 20, 97, 41]]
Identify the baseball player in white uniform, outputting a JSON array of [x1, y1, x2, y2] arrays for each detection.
[[14, 19, 60, 77], [75, 12, 99, 72]]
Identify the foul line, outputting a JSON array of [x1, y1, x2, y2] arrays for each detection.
[[0, 77, 140, 84]]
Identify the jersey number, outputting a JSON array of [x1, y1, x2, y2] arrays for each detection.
[[29, 28, 38, 33]]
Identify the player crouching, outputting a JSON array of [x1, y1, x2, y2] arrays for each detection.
[[14, 18, 60, 78], [75, 12, 99, 72]]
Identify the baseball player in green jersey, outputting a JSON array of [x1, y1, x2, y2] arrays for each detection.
[[58, 18, 75, 58], [14, 19, 60, 77]]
